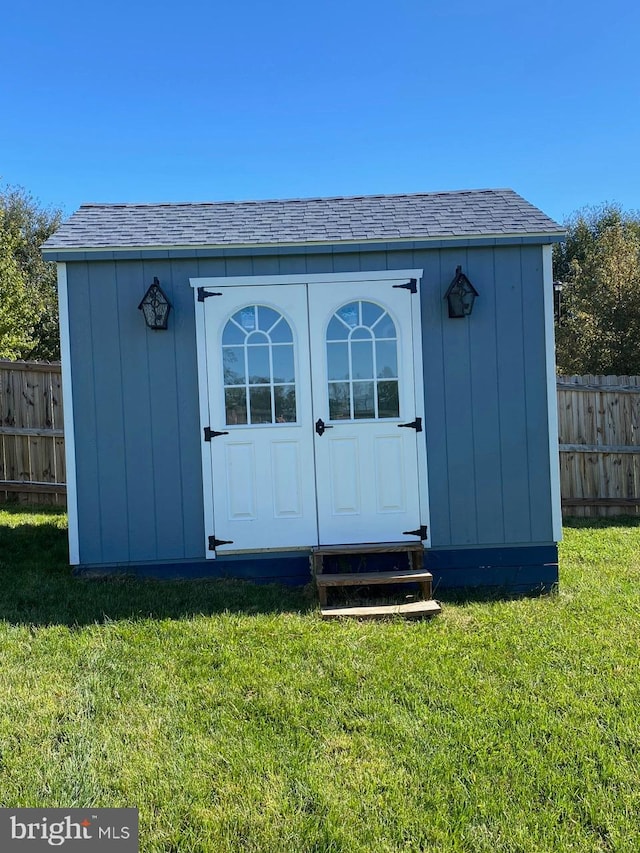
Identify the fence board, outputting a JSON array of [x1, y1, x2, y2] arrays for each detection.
[[0, 360, 66, 505], [557, 375, 640, 517]]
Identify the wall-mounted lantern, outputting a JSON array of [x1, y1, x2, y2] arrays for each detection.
[[553, 280, 564, 323], [139, 277, 171, 330], [444, 266, 478, 318]]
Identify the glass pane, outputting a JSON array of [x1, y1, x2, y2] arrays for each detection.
[[327, 342, 349, 381], [337, 302, 359, 328], [351, 340, 374, 379], [270, 317, 293, 343], [222, 321, 245, 345], [234, 306, 257, 331], [247, 330, 269, 344], [329, 383, 351, 420], [275, 385, 296, 422], [362, 301, 384, 327], [249, 387, 272, 424], [372, 312, 396, 338], [258, 306, 280, 332], [353, 382, 375, 419], [223, 347, 245, 385], [326, 315, 349, 340], [247, 345, 271, 384], [225, 388, 247, 425], [351, 327, 372, 340], [272, 345, 295, 383], [377, 381, 400, 418], [376, 340, 398, 378]]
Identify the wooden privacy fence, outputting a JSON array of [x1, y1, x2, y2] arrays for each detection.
[[558, 375, 640, 517], [0, 360, 66, 505]]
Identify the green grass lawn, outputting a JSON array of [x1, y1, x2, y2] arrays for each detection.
[[1, 507, 639, 852]]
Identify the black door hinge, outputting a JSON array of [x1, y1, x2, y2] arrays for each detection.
[[208, 536, 234, 550], [204, 427, 229, 441], [197, 288, 222, 302], [398, 417, 422, 432], [403, 524, 428, 540], [392, 278, 417, 294]]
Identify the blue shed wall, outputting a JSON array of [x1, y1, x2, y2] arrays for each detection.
[[65, 243, 554, 568]]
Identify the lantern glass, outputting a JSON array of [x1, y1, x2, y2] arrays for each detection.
[[139, 278, 171, 330], [445, 266, 478, 318]]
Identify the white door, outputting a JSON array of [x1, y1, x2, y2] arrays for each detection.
[[201, 277, 424, 552], [308, 281, 422, 545], [203, 285, 318, 551]]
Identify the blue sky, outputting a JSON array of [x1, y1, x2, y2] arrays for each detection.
[[1, 0, 638, 223]]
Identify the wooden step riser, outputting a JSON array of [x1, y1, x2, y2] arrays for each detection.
[[316, 570, 433, 587], [318, 581, 432, 608], [311, 542, 425, 577]]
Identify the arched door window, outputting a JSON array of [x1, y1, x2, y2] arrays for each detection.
[[222, 305, 296, 425], [325, 300, 399, 420]]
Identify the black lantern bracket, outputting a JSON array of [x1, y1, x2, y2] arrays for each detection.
[[139, 277, 172, 330], [444, 265, 478, 318]]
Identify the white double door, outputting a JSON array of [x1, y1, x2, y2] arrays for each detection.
[[202, 277, 425, 553]]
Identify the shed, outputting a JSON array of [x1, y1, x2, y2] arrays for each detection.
[[42, 189, 564, 594]]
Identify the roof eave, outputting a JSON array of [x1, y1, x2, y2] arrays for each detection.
[[42, 230, 567, 258]]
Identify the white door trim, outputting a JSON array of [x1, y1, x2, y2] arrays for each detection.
[[410, 287, 431, 547], [190, 269, 425, 288], [193, 285, 217, 558], [191, 269, 429, 555]]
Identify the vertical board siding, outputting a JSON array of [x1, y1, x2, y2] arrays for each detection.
[[170, 258, 207, 559], [467, 248, 505, 544], [440, 247, 478, 545], [115, 261, 158, 561], [142, 259, 186, 560], [66, 244, 554, 567], [416, 249, 451, 546], [417, 244, 552, 548], [89, 262, 130, 563], [494, 247, 532, 543], [68, 263, 103, 563]]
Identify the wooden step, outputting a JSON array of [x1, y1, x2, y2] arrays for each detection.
[[316, 570, 433, 588], [321, 599, 441, 620], [312, 541, 424, 556], [311, 541, 424, 578]]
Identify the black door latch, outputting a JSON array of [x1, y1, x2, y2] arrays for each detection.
[[315, 418, 334, 436]]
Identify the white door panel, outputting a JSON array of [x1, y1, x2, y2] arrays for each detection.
[[203, 285, 317, 551], [308, 280, 422, 545]]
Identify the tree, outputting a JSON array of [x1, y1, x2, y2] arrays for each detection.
[[0, 185, 62, 360], [554, 204, 640, 375]]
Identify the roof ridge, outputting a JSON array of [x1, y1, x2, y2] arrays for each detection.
[[77, 188, 517, 209]]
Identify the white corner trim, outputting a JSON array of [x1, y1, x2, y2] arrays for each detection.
[[193, 286, 216, 559], [190, 269, 424, 289], [57, 263, 80, 564], [542, 246, 562, 542]]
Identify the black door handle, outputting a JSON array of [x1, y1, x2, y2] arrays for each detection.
[[315, 418, 334, 436]]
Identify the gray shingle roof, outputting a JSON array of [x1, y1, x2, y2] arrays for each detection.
[[42, 189, 564, 251]]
